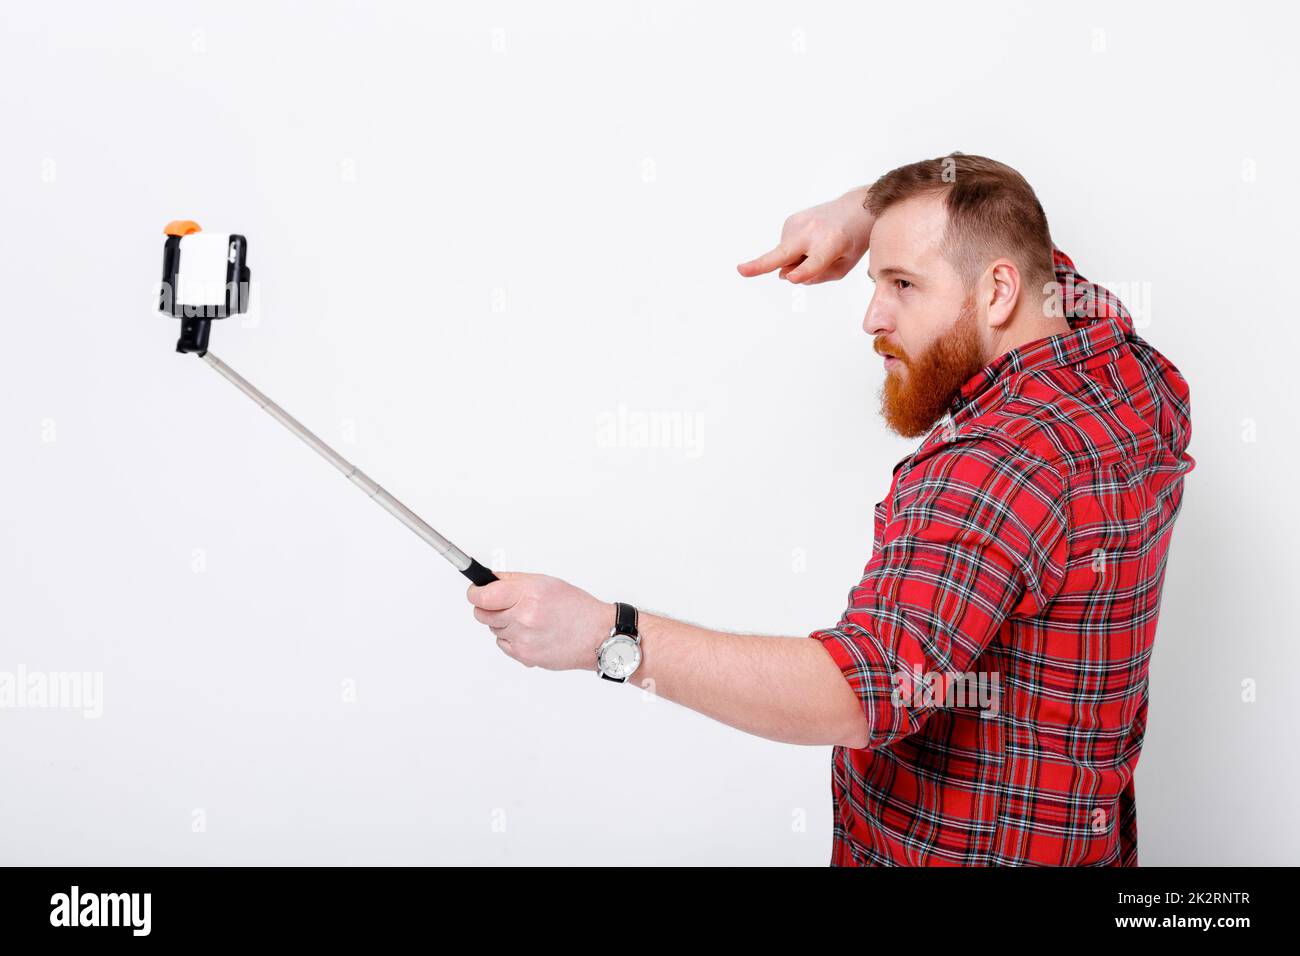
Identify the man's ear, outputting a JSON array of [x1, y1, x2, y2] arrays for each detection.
[[986, 259, 1021, 330]]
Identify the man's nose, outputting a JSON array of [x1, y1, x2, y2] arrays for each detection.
[[863, 295, 892, 337]]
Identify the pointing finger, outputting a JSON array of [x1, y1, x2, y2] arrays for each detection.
[[737, 240, 804, 278]]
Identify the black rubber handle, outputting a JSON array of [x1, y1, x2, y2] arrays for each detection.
[[461, 558, 498, 586]]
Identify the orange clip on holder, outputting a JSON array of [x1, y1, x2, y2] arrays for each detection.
[[163, 219, 202, 237], [159, 219, 250, 354]]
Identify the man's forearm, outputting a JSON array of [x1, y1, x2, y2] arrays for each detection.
[[632, 612, 870, 749]]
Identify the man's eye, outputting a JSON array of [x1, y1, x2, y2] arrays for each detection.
[[896, 279, 912, 291]]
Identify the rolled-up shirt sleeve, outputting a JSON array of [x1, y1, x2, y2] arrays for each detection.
[[810, 436, 1069, 751]]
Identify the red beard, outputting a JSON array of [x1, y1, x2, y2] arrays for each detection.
[[875, 296, 987, 438]]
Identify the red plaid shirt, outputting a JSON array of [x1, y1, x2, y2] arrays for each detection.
[[810, 248, 1194, 866]]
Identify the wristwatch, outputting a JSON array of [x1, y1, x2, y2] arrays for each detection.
[[596, 602, 641, 683]]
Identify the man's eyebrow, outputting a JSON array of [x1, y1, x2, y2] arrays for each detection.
[[867, 265, 923, 281]]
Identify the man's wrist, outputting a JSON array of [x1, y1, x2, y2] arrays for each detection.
[[591, 600, 617, 665], [842, 184, 871, 209], [839, 186, 875, 251]]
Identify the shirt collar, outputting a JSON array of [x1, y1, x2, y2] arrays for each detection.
[[947, 314, 1127, 420]]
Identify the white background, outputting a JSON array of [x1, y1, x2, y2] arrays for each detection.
[[2, 1, 1296, 865]]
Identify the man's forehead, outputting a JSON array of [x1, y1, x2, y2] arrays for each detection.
[[868, 193, 948, 276]]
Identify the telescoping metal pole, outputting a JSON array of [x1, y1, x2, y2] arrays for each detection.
[[198, 351, 499, 586]]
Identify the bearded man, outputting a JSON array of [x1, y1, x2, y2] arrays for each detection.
[[464, 153, 1195, 866]]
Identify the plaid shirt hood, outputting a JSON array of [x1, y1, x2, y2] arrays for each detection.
[[938, 248, 1193, 473], [812, 247, 1194, 866]]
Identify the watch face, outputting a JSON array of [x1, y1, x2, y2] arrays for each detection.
[[600, 636, 641, 680]]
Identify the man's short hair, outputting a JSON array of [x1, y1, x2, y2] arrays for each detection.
[[865, 152, 1055, 295]]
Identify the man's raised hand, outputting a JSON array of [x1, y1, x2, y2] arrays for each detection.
[[736, 187, 875, 284]]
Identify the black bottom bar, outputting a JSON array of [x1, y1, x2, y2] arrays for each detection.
[[0, 865, 1278, 942]]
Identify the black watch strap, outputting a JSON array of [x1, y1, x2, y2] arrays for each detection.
[[613, 601, 639, 640]]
